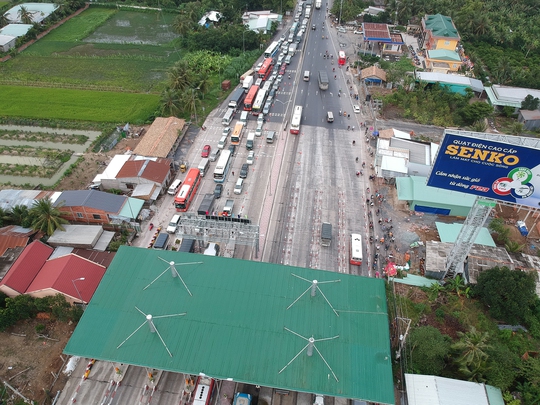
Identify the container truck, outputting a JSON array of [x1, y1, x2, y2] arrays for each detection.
[[228, 88, 245, 109], [197, 193, 215, 216]]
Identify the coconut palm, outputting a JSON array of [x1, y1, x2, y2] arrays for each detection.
[[0, 207, 10, 227], [172, 14, 192, 36], [452, 327, 491, 372], [8, 205, 32, 228], [17, 6, 33, 25], [160, 88, 182, 116], [167, 60, 191, 91], [29, 197, 68, 236]]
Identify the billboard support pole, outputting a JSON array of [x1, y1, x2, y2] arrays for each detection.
[[443, 198, 496, 282]]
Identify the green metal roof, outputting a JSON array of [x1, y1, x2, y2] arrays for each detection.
[[435, 222, 496, 247], [427, 49, 461, 62], [424, 14, 459, 39], [64, 246, 394, 404]]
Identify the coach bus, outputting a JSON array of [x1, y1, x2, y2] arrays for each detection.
[[258, 57, 274, 81], [231, 123, 244, 145], [252, 88, 268, 115], [244, 85, 259, 111], [338, 51, 346, 66], [193, 376, 215, 405], [350, 233, 363, 265], [213, 149, 232, 183], [290, 105, 303, 134], [264, 41, 280, 58], [174, 168, 201, 211]]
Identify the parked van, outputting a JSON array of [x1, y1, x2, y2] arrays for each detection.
[[303, 71, 310, 81], [198, 158, 210, 177], [167, 214, 181, 233], [234, 178, 244, 194], [222, 108, 235, 126], [240, 111, 249, 126], [217, 135, 228, 149], [327, 111, 334, 123], [167, 179, 181, 195]]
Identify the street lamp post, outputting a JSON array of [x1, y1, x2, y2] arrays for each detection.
[[72, 277, 85, 307]]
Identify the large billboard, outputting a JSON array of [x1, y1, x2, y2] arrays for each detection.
[[427, 132, 540, 208]]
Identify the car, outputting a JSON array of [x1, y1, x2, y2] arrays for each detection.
[[257, 115, 264, 126], [282, 47, 288, 55], [255, 123, 263, 137], [353, 105, 361, 114], [277, 53, 285, 65], [269, 73, 277, 83], [279, 65, 287, 75], [353, 30, 363, 35], [312, 24, 316, 30], [239, 163, 249, 179], [209, 148, 220, 162], [276, 74, 283, 84], [337, 27, 347, 33], [266, 94, 274, 105], [222, 127, 231, 136], [201, 144, 211, 158], [269, 88, 277, 99], [263, 101, 272, 115], [255, 62, 263, 72], [272, 81, 280, 91], [228, 144, 236, 156], [214, 183, 223, 199], [285, 55, 292, 65], [246, 151, 255, 165]]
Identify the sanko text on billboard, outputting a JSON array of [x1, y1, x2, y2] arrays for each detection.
[[428, 133, 540, 209]]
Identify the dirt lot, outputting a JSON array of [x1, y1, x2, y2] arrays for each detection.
[[55, 133, 145, 191], [0, 318, 76, 404]]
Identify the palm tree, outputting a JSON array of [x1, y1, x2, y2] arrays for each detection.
[[172, 15, 192, 36], [452, 327, 491, 372], [195, 72, 212, 99], [167, 60, 191, 91], [17, 6, 33, 25], [160, 88, 182, 116], [8, 205, 31, 228], [0, 207, 10, 227], [29, 198, 68, 236]]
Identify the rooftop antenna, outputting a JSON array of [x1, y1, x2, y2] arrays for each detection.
[[287, 273, 341, 316], [279, 327, 340, 382], [116, 306, 186, 357], [143, 257, 203, 296]]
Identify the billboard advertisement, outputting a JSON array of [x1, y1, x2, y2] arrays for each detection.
[[427, 133, 540, 208]]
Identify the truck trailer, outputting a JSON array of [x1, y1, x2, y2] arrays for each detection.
[[197, 193, 215, 216], [228, 88, 245, 109]]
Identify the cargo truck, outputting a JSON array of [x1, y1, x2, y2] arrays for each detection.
[[315, 0, 321, 9], [197, 193, 215, 216], [288, 43, 297, 55], [228, 88, 245, 109], [321, 223, 332, 247], [222, 199, 234, 217], [242, 75, 254, 92], [246, 132, 255, 150], [318, 70, 329, 90]]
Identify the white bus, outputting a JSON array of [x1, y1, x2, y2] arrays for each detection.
[[264, 41, 280, 58], [350, 234, 363, 265], [252, 88, 268, 115], [222, 108, 235, 126], [213, 149, 232, 183], [290, 105, 303, 134]]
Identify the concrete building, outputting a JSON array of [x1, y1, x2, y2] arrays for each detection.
[[53, 190, 144, 225], [0, 35, 16, 52], [419, 14, 463, 72], [242, 11, 282, 33], [3, 3, 58, 24]]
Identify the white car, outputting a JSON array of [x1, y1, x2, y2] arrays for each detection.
[[353, 30, 363, 35], [255, 62, 263, 72], [255, 123, 264, 137], [353, 105, 361, 114], [337, 27, 347, 33], [257, 115, 264, 127], [246, 151, 255, 165]]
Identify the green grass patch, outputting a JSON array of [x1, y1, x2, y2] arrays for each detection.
[[0, 86, 158, 123]]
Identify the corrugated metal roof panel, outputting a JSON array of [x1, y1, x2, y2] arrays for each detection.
[[64, 246, 394, 404], [55, 190, 124, 213]]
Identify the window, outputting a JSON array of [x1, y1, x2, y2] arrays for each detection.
[[76, 212, 83, 218], [92, 214, 101, 220], [126, 183, 135, 190], [444, 41, 450, 46]]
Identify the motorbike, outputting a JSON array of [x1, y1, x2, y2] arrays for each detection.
[[149, 223, 154, 231]]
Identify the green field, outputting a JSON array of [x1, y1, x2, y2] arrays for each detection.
[[0, 8, 182, 93], [0, 86, 159, 122]]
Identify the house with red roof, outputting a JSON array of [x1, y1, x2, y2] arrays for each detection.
[[0, 240, 106, 305], [26, 254, 106, 305], [0, 240, 53, 297]]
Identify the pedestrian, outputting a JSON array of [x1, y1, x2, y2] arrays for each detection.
[[347, 125, 350, 130], [232, 171, 235, 176], [352, 126, 355, 131]]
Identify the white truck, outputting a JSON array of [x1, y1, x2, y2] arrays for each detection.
[[242, 75, 254, 92], [223, 199, 234, 217], [246, 131, 255, 150], [288, 43, 297, 55], [315, 0, 321, 9]]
